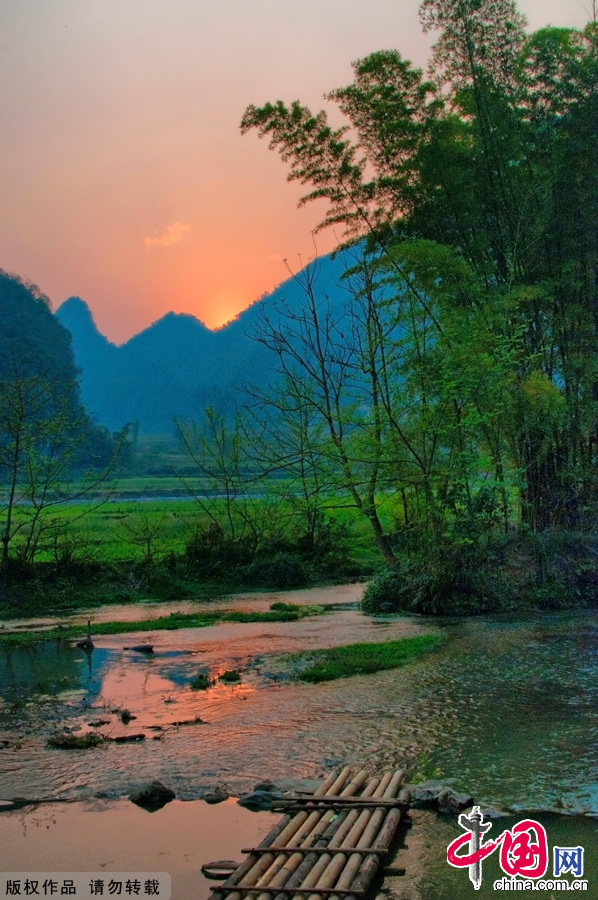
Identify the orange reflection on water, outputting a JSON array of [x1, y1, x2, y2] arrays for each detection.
[[0, 798, 278, 900]]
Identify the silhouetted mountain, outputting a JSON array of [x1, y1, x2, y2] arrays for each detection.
[[56, 297, 119, 418], [55, 251, 355, 433]]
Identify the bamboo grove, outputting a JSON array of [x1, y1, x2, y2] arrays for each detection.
[[236, 0, 598, 570]]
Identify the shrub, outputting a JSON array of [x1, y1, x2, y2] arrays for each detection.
[[246, 551, 308, 589], [190, 671, 213, 690], [219, 669, 242, 683], [47, 732, 104, 750], [362, 527, 598, 616]]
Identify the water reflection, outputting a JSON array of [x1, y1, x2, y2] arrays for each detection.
[[0, 644, 114, 703], [0, 599, 596, 819]]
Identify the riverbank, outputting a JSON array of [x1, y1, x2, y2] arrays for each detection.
[[1, 586, 597, 897]]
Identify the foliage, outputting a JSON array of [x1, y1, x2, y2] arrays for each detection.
[[219, 669, 242, 683], [47, 732, 104, 750], [0, 272, 126, 576], [245, 551, 308, 589], [189, 672, 213, 691], [239, 0, 598, 613], [362, 527, 598, 615]]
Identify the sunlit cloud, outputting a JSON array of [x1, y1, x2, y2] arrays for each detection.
[[144, 222, 191, 249]]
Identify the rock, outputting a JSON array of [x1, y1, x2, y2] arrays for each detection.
[[479, 806, 511, 819], [253, 780, 277, 792], [201, 787, 229, 804], [76, 638, 94, 651], [120, 710, 136, 724], [437, 788, 474, 815], [237, 790, 285, 811], [47, 732, 104, 750], [409, 781, 473, 812], [129, 780, 175, 810], [270, 778, 323, 796]]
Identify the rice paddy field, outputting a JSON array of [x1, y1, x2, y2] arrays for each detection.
[[9, 473, 390, 569]]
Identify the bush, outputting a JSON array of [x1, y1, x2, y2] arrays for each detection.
[[246, 551, 308, 589], [362, 528, 598, 616], [190, 671, 213, 690], [219, 669, 242, 683], [184, 524, 254, 575]]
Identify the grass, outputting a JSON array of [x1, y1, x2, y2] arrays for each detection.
[[3, 478, 388, 567], [0, 603, 325, 646], [288, 634, 445, 683]]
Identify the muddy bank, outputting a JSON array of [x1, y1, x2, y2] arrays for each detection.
[[1, 583, 365, 632]]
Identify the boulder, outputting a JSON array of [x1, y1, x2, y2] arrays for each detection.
[[201, 787, 229, 804], [437, 788, 474, 815], [409, 781, 473, 813], [237, 790, 285, 811], [129, 780, 175, 811], [253, 780, 277, 792]]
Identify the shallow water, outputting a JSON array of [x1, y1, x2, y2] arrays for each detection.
[[1, 586, 597, 898], [0, 797, 277, 900]]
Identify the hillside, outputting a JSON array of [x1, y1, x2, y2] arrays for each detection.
[[55, 251, 352, 433]]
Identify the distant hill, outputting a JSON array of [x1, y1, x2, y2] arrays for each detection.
[[0, 270, 84, 419], [55, 251, 353, 433]]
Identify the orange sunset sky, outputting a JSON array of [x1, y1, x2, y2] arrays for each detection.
[[0, 0, 586, 344]]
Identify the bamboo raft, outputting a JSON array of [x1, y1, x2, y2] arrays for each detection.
[[207, 768, 409, 900]]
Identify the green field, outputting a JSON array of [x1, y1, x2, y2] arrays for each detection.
[[9, 476, 390, 568]]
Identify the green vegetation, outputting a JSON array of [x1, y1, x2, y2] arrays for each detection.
[[219, 669, 242, 682], [237, 1, 598, 613], [3, 1, 598, 618], [288, 635, 444, 683], [189, 672, 213, 691], [0, 603, 324, 646]]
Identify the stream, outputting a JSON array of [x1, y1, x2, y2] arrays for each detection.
[[0, 584, 596, 898]]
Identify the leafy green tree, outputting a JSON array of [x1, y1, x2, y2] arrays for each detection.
[[0, 273, 122, 576], [241, 0, 598, 538]]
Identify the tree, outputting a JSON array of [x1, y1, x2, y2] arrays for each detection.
[[245, 251, 400, 564], [241, 1, 598, 537], [0, 272, 122, 577]]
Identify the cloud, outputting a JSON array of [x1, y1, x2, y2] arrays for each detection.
[[144, 222, 190, 249]]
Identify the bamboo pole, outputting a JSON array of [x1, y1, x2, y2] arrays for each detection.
[[211, 768, 410, 900], [251, 769, 371, 896], [209, 769, 344, 900], [341, 787, 410, 900], [270, 775, 384, 900], [331, 784, 410, 900], [300, 770, 405, 900], [210, 768, 357, 900]]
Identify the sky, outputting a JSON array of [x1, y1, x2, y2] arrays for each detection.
[[0, 0, 588, 344]]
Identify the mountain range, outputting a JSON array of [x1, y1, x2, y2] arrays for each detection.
[[55, 251, 353, 433]]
